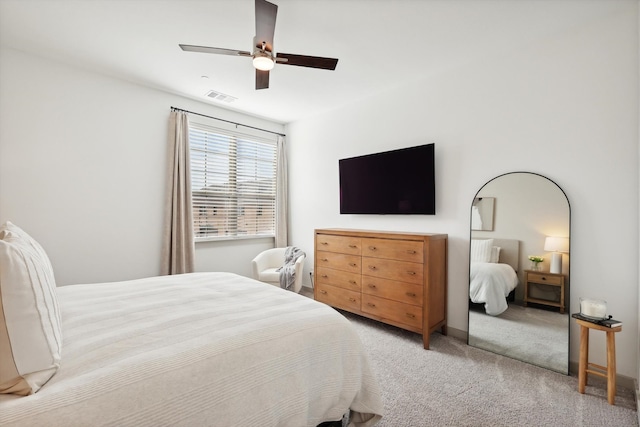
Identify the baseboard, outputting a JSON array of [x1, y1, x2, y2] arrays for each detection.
[[568, 361, 636, 390], [636, 379, 639, 425], [446, 326, 468, 342]]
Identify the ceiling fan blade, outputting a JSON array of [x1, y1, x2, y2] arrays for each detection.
[[255, 0, 278, 52], [256, 69, 270, 90], [276, 53, 338, 70], [179, 44, 252, 57]]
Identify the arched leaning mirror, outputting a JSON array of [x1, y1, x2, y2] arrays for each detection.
[[468, 172, 570, 374]]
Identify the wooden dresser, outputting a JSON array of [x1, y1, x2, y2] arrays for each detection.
[[314, 228, 448, 349]]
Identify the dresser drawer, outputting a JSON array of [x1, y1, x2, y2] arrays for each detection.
[[315, 283, 361, 312], [316, 234, 361, 255], [362, 257, 423, 285], [528, 273, 563, 286], [361, 276, 423, 307], [362, 238, 423, 263], [362, 294, 422, 329], [315, 266, 361, 291], [316, 251, 361, 274]]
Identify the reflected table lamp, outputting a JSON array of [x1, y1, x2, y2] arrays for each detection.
[[544, 236, 569, 274]]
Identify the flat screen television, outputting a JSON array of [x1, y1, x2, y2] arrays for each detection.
[[339, 143, 435, 215]]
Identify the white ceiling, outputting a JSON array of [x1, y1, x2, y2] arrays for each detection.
[[0, 0, 628, 123]]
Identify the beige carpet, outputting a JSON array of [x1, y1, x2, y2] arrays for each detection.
[[468, 304, 569, 373], [340, 309, 637, 426], [299, 288, 636, 426]]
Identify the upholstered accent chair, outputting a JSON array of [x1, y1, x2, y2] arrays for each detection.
[[251, 248, 305, 293]]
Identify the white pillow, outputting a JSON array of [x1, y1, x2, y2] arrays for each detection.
[[470, 239, 494, 263], [0, 222, 62, 395], [490, 246, 501, 263]]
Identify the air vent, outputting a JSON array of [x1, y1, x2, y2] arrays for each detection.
[[205, 90, 237, 103]]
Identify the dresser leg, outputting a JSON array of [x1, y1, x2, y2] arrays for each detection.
[[422, 333, 430, 350]]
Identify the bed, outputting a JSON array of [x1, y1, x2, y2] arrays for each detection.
[[469, 238, 519, 316], [0, 222, 383, 427]]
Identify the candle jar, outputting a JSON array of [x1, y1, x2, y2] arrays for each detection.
[[579, 297, 607, 320]]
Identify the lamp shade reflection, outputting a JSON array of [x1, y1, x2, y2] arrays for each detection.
[[544, 236, 569, 274]]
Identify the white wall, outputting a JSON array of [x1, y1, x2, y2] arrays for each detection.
[[0, 47, 283, 285], [287, 5, 639, 378]]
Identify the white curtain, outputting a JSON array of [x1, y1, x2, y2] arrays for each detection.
[[275, 135, 288, 248], [161, 111, 195, 275]]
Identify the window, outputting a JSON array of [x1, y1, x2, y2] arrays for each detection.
[[189, 122, 277, 240]]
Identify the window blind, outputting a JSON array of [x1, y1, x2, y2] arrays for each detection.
[[189, 122, 277, 240]]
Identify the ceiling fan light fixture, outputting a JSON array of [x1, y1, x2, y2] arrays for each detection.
[[253, 52, 275, 71]]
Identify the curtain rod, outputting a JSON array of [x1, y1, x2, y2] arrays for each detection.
[[170, 106, 285, 137]]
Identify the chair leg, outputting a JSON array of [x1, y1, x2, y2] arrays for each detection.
[[606, 330, 617, 405], [578, 325, 588, 393]]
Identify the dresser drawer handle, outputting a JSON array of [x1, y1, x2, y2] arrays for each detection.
[[407, 250, 417, 254], [368, 266, 377, 271], [349, 298, 356, 303], [407, 271, 416, 275], [349, 244, 357, 248], [541, 277, 547, 281], [368, 284, 377, 289], [320, 242, 328, 245], [321, 274, 328, 278], [349, 262, 357, 267], [321, 258, 328, 262], [320, 290, 327, 294], [368, 246, 377, 251], [406, 313, 416, 319], [406, 292, 416, 297], [367, 303, 376, 308]]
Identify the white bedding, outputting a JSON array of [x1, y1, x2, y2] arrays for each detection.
[[469, 262, 518, 316], [0, 272, 383, 427]]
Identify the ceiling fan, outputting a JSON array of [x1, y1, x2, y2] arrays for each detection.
[[179, 0, 339, 90]]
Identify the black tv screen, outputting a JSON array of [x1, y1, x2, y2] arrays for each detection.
[[339, 143, 435, 215]]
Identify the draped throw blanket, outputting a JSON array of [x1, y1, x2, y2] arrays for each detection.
[[277, 246, 305, 291]]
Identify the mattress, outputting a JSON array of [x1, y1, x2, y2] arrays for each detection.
[[0, 272, 383, 427]]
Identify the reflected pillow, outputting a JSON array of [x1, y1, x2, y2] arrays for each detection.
[[470, 239, 494, 263], [0, 222, 62, 395], [490, 246, 501, 263]]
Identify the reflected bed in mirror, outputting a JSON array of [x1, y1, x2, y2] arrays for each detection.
[[468, 172, 570, 374], [469, 238, 519, 316]]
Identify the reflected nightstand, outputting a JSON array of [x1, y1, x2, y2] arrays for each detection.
[[523, 270, 566, 313]]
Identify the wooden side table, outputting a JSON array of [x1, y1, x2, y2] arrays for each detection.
[[523, 270, 565, 313], [576, 318, 622, 405]]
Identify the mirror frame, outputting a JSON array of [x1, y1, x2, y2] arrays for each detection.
[[467, 171, 571, 374]]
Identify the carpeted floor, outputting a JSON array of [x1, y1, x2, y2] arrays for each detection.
[[299, 288, 637, 426], [468, 303, 569, 373], [340, 309, 637, 426]]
